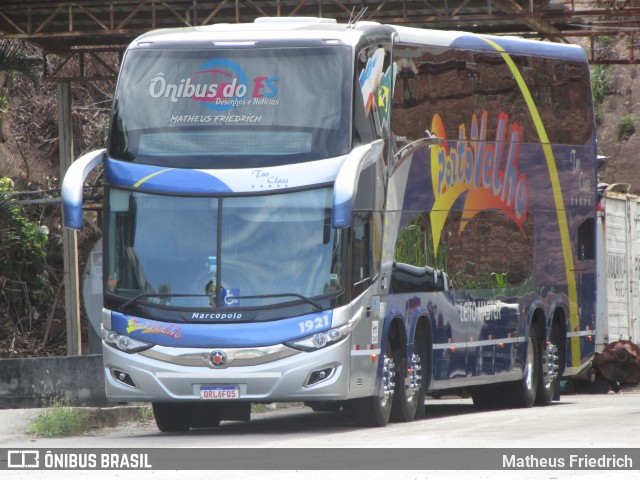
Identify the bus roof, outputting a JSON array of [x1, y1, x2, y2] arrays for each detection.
[[130, 17, 587, 63]]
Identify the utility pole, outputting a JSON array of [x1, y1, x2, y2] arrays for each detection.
[[57, 80, 82, 356]]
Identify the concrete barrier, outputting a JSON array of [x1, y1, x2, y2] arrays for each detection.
[[0, 354, 110, 409]]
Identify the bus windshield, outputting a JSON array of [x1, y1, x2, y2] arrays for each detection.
[[109, 46, 352, 168], [105, 187, 344, 311]]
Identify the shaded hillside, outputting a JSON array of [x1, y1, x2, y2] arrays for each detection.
[[0, 46, 111, 357], [595, 62, 640, 192]]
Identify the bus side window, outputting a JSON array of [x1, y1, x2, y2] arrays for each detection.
[[352, 211, 372, 297], [578, 218, 595, 261], [356, 45, 393, 144]]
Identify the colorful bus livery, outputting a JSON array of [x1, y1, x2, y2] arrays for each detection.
[[147, 61, 280, 108], [62, 18, 597, 431], [431, 111, 530, 230]]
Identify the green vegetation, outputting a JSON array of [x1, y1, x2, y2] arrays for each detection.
[[251, 404, 270, 414], [595, 35, 616, 61], [618, 113, 637, 141], [0, 95, 7, 116], [27, 400, 93, 437], [452, 271, 494, 290], [138, 405, 155, 423], [394, 214, 446, 270], [491, 272, 508, 288], [591, 65, 613, 124], [0, 177, 50, 313]]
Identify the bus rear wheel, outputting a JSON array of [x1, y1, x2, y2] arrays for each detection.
[[505, 324, 539, 408], [350, 349, 396, 427], [536, 323, 562, 406], [391, 328, 427, 422]]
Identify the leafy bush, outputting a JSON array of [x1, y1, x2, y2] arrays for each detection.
[[27, 399, 92, 437], [0, 177, 50, 323], [618, 113, 637, 141], [591, 65, 612, 125]]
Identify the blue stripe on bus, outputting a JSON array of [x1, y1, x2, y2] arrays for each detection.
[[105, 158, 232, 194], [110, 310, 333, 348]]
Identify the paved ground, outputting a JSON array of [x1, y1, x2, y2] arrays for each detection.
[[2, 388, 640, 480]]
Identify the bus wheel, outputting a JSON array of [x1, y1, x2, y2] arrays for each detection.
[[190, 403, 224, 428], [152, 402, 194, 432], [350, 348, 396, 427], [391, 332, 426, 422], [506, 324, 539, 408], [536, 324, 561, 406]]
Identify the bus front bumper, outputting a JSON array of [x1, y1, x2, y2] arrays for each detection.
[[102, 338, 355, 403]]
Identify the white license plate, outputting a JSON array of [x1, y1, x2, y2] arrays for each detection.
[[200, 385, 240, 400]]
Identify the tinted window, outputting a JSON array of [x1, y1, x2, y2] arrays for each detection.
[[110, 46, 352, 168]]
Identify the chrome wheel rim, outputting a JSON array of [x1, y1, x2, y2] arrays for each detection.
[[542, 342, 560, 389], [381, 353, 396, 408], [406, 352, 423, 403]]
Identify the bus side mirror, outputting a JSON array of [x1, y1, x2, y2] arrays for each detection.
[[332, 140, 384, 228], [393, 129, 442, 161], [61, 149, 106, 230]]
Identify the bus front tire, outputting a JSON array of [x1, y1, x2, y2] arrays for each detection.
[[152, 402, 194, 432], [350, 350, 396, 427]]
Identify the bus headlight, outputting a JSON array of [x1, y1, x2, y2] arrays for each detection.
[[285, 313, 359, 352], [102, 328, 154, 353]]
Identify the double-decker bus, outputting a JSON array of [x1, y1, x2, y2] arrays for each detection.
[[62, 17, 597, 431]]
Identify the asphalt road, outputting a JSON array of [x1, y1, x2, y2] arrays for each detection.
[[2, 388, 640, 479]]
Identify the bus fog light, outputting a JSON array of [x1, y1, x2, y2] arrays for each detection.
[[306, 367, 336, 386], [111, 369, 137, 388]]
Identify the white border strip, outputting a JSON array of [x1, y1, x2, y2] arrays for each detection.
[[433, 336, 526, 350], [351, 348, 381, 356], [567, 330, 596, 338], [157, 372, 281, 379]]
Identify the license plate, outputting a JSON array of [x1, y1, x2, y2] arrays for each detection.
[[200, 385, 240, 400]]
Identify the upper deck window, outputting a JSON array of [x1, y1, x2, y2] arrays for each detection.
[[109, 46, 352, 168]]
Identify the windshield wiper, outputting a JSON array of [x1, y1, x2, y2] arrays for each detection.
[[119, 292, 323, 313], [120, 293, 214, 312], [229, 293, 323, 311]]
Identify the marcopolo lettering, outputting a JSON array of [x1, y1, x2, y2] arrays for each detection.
[[192, 312, 244, 320]]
